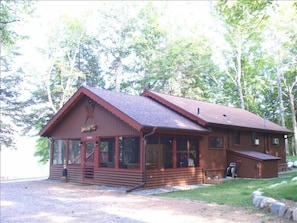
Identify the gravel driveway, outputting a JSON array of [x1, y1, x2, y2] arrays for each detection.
[[1, 179, 280, 223]]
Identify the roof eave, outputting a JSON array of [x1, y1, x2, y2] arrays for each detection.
[[141, 125, 210, 134], [206, 122, 292, 135]]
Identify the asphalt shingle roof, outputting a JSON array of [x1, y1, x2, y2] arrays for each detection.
[[86, 86, 209, 132], [40, 86, 291, 137], [143, 91, 292, 134], [230, 150, 281, 161]]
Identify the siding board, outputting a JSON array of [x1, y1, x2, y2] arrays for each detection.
[[94, 170, 142, 187], [145, 168, 203, 188]]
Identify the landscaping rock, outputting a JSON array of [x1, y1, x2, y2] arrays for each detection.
[[252, 190, 262, 199], [254, 195, 265, 208], [292, 176, 297, 182], [268, 181, 287, 188], [260, 197, 276, 210], [252, 189, 297, 222], [278, 205, 287, 217], [293, 208, 297, 222], [284, 208, 293, 221], [252, 193, 262, 205], [270, 202, 286, 215]]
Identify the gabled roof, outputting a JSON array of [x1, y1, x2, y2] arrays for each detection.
[[142, 90, 292, 134], [40, 86, 209, 137]]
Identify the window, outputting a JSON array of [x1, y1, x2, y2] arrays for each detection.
[[176, 138, 199, 168], [252, 132, 259, 145], [119, 137, 140, 169], [100, 138, 115, 168], [234, 130, 240, 145], [53, 139, 66, 164], [272, 138, 279, 145], [68, 139, 81, 165], [210, 136, 224, 148]]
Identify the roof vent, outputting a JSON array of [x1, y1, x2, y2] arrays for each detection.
[[223, 114, 231, 123]]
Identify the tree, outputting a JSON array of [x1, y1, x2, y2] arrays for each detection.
[[90, 2, 140, 92], [25, 14, 92, 161], [128, 2, 171, 92], [0, 0, 35, 149], [0, 0, 35, 47], [0, 58, 25, 149], [263, 2, 297, 155], [213, 0, 274, 110]]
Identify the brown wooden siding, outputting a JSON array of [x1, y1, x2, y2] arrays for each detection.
[[50, 165, 84, 183], [144, 168, 203, 188], [226, 150, 278, 178], [94, 170, 142, 187], [49, 165, 62, 180], [50, 96, 138, 138], [198, 132, 228, 179], [225, 129, 287, 175], [226, 130, 286, 159], [261, 160, 279, 178], [50, 165, 64, 180], [50, 165, 203, 189]]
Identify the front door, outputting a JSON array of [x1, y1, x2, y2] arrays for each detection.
[[83, 141, 96, 181]]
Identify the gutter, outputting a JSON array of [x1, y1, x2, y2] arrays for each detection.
[[126, 127, 157, 193]]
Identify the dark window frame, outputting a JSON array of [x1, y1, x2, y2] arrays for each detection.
[[209, 136, 224, 149], [234, 130, 240, 145]]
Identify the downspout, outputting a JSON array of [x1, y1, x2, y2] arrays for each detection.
[[126, 127, 156, 193]]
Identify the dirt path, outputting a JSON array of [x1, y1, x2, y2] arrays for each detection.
[[0, 179, 284, 223]]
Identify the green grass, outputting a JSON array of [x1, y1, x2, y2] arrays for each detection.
[[287, 155, 297, 161], [156, 172, 297, 208], [261, 176, 297, 201]]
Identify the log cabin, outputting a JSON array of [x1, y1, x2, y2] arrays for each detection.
[[39, 86, 292, 190]]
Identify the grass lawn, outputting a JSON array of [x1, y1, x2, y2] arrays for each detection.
[[287, 155, 297, 161], [156, 172, 297, 208]]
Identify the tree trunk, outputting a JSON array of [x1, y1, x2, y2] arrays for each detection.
[[275, 58, 288, 153], [236, 38, 245, 110], [113, 57, 122, 92], [288, 90, 297, 155]]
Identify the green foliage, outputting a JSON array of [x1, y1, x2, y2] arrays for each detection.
[[34, 137, 50, 164], [0, 54, 26, 149], [158, 172, 297, 207], [131, 2, 170, 91], [213, 0, 275, 110], [0, 0, 36, 149], [0, 0, 35, 48]]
